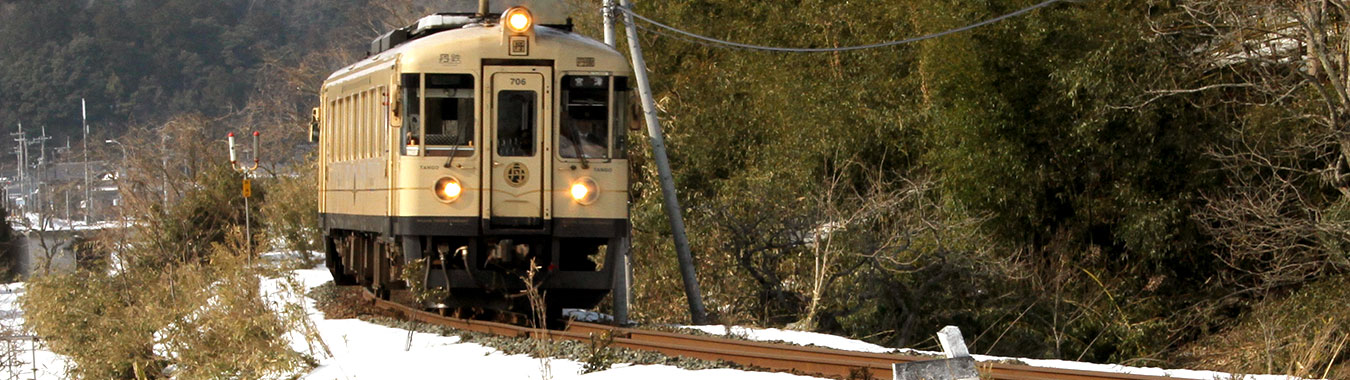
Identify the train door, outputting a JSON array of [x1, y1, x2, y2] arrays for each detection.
[[485, 66, 551, 228]]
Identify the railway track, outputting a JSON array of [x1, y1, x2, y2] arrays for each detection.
[[356, 289, 1180, 380]]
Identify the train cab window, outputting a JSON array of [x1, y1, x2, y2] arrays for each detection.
[[497, 90, 537, 157], [425, 74, 475, 157], [401, 74, 421, 156], [612, 77, 631, 159], [559, 75, 611, 159]]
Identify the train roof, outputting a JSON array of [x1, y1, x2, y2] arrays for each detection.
[[324, 17, 626, 86]]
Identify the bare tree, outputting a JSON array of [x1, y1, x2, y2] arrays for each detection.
[[1146, 0, 1350, 297], [798, 161, 927, 330], [708, 155, 992, 332]]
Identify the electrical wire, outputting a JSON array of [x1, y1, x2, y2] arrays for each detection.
[[615, 0, 1067, 52], [634, 22, 731, 50]]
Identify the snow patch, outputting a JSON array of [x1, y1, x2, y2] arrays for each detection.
[[683, 324, 1305, 380], [0, 283, 70, 380], [683, 325, 892, 353]]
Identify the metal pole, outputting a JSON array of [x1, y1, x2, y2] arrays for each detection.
[[618, 0, 708, 324], [601, 0, 631, 326], [603, 0, 616, 47], [228, 132, 260, 258], [82, 99, 89, 224], [36, 127, 49, 222], [12, 124, 24, 216], [612, 235, 631, 324], [244, 190, 251, 255]]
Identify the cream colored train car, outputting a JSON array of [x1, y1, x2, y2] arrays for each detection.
[[313, 6, 633, 314]]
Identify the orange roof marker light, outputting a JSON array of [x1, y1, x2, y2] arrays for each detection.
[[504, 6, 533, 33]]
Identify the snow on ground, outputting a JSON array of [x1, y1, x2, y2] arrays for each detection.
[[682, 325, 1302, 380], [0, 257, 1305, 380], [0, 283, 69, 380], [277, 267, 825, 380], [11, 213, 124, 232], [685, 325, 893, 353]]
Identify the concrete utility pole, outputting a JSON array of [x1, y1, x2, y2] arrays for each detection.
[[603, 0, 617, 47], [82, 99, 89, 224], [35, 126, 50, 216], [11, 125, 25, 215], [618, 0, 708, 324], [601, 0, 631, 325]]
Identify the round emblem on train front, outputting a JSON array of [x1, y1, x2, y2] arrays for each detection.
[[505, 163, 529, 187]]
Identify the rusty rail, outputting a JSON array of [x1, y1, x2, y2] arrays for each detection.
[[357, 290, 1181, 380]]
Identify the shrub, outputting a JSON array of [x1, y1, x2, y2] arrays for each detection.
[[260, 153, 321, 259], [22, 157, 321, 379], [23, 230, 320, 379]]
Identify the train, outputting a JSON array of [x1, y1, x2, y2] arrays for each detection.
[[311, 3, 634, 317]]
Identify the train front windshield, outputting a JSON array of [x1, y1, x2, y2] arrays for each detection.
[[560, 75, 629, 159]]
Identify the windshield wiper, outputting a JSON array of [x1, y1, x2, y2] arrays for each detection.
[[570, 128, 589, 169]]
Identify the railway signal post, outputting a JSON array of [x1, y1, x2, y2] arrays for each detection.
[[228, 131, 261, 256]]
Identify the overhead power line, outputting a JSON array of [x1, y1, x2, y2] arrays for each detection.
[[615, 0, 1067, 52]]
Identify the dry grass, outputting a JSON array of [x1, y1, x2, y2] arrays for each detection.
[[1178, 275, 1350, 379]]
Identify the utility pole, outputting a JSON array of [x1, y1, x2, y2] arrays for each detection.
[[35, 126, 50, 219], [602, 0, 631, 326], [618, 0, 708, 324], [82, 99, 89, 224], [61, 137, 71, 222], [36, 126, 48, 168], [603, 0, 617, 46], [11, 125, 25, 215]]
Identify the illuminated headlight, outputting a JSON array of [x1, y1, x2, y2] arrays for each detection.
[[570, 177, 598, 205], [434, 177, 462, 202], [504, 7, 533, 33]]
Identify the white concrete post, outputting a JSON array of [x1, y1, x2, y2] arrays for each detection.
[[937, 325, 971, 358]]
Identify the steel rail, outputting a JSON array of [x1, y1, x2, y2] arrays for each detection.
[[355, 289, 1182, 380]]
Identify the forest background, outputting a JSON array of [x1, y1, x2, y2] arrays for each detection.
[[0, 0, 1347, 377]]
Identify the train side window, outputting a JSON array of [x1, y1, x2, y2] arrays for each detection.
[[364, 90, 373, 158], [341, 97, 349, 160], [327, 101, 335, 162], [497, 90, 536, 157], [339, 97, 348, 161], [424, 74, 475, 157], [359, 91, 368, 159], [368, 89, 377, 157], [560, 75, 610, 159], [401, 74, 421, 156], [338, 98, 345, 160]]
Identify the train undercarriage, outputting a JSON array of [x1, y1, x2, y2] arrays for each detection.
[[323, 218, 627, 319]]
